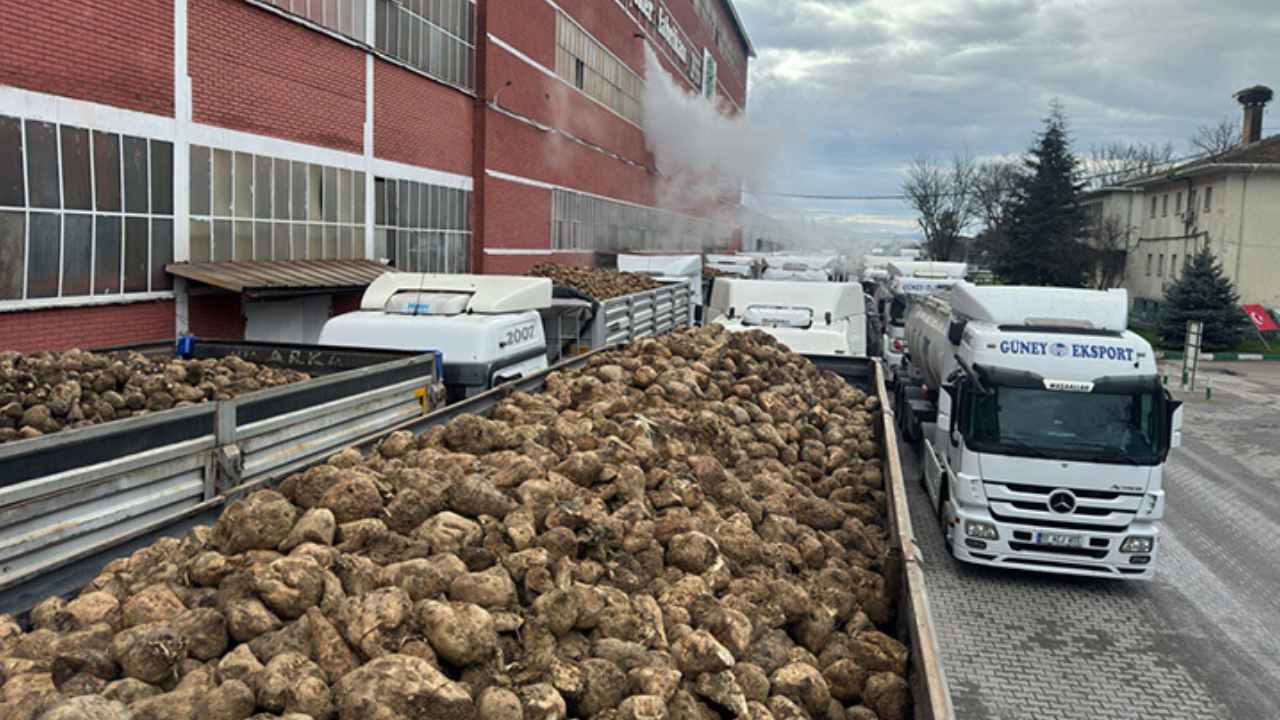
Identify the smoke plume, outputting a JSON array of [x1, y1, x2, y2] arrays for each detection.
[[641, 47, 831, 253]]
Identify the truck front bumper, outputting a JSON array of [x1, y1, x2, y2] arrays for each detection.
[[946, 504, 1159, 580]]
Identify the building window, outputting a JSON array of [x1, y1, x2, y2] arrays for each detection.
[[551, 189, 728, 252], [373, 177, 470, 273], [1175, 192, 1182, 214], [0, 115, 174, 303], [1158, 254, 1165, 277], [374, 0, 476, 91], [701, 49, 718, 101], [188, 145, 364, 263], [262, 0, 368, 44], [1204, 186, 1213, 211], [554, 13, 644, 124], [1146, 254, 1153, 276], [1170, 254, 1178, 278], [1149, 196, 1157, 219], [1162, 194, 1168, 216]]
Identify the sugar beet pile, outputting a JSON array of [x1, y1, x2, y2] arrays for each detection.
[[0, 326, 910, 720], [0, 350, 309, 445], [529, 264, 664, 301]]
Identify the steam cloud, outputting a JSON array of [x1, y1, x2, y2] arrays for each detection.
[[641, 47, 870, 255]]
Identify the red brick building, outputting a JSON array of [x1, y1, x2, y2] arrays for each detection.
[[0, 0, 753, 351]]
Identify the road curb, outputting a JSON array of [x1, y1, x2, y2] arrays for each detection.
[[1157, 351, 1280, 361]]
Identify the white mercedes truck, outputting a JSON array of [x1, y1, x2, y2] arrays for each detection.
[[319, 273, 551, 401], [898, 282, 1182, 579], [707, 278, 867, 357], [875, 261, 968, 385]]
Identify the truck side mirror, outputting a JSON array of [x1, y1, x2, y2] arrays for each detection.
[[825, 311, 833, 325], [944, 385, 961, 445], [1167, 399, 1184, 449], [947, 320, 966, 346]]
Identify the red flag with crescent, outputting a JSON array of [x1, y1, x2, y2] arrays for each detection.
[[1243, 304, 1279, 332]]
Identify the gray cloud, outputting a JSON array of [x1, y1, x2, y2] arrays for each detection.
[[734, 0, 1280, 242]]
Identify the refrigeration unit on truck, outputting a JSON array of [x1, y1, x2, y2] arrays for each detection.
[[319, 273, 552, 401], [897, 282, 1183, 579], [875, 261, 967, 385], [705, 254, 761, 278], [761, 254, 837, 282], [707, 278, 868, 357]]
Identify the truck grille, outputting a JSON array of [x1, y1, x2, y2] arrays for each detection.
[[985, 481, 1142, 530], [1008, 541, 1109, 559]]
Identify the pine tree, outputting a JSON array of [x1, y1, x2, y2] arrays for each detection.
[[996, 102, 1092, 287], [1158, 247, 1251, 350]]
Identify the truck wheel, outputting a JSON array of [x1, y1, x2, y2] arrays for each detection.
[[940, 494, 955, 554]]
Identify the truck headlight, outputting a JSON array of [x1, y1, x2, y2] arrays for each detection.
[[965, 521, 998, 540], [1120, 536, 1154, 553]]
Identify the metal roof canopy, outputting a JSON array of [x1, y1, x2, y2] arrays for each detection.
[[167, 260, 392, 299]]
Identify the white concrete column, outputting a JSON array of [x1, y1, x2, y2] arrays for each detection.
[[364, 53, 376, 260], [174, 0, 192, 336]]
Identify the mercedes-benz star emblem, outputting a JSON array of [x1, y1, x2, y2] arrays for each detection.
[[1048, 490, 1077, 514]]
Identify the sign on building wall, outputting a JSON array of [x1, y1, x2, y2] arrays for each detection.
[[634, 0, 656, 21], [657, 8, 690, 66]]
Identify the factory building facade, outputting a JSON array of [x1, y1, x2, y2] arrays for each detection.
[[0, 0, 752, 351]]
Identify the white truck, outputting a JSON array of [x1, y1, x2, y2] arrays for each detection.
[[319, 273, 552, 401], [874, 261, 968, 384], [897, 282, 1183, 579], [707, 278, 868, 357]]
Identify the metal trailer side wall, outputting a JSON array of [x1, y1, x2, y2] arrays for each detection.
[[878, 364, 955, 720], [589, 282, 695, 348], [0, 354, 443, 613], [0, 405, 220, 607]]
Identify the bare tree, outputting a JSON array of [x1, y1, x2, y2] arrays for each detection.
[[902, 154, 977, 262], [1088, 214, 1133, 289], [1089, 141, 1177, 188], [972, 160, 1023, 231], [969, 160, 1023, 265], [1190, 116, 1241, 156]]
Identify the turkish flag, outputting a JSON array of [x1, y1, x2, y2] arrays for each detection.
[[1243, 304, 1279, 332]]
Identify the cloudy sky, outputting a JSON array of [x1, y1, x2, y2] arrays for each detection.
[[732, 0, 1280, 248]]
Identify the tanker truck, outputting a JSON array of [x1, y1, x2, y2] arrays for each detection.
[[873, 260, 968, 385], [896, 282, 1183, 579]]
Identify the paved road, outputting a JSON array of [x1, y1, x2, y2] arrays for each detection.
[[902, 362, 1280, 720]]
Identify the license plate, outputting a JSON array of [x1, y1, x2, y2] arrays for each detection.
[[1034, 532, 1084, 548]]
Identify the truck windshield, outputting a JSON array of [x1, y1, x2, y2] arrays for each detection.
[[888, 297, 908, 326], [963, 385, 1166, 465]]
